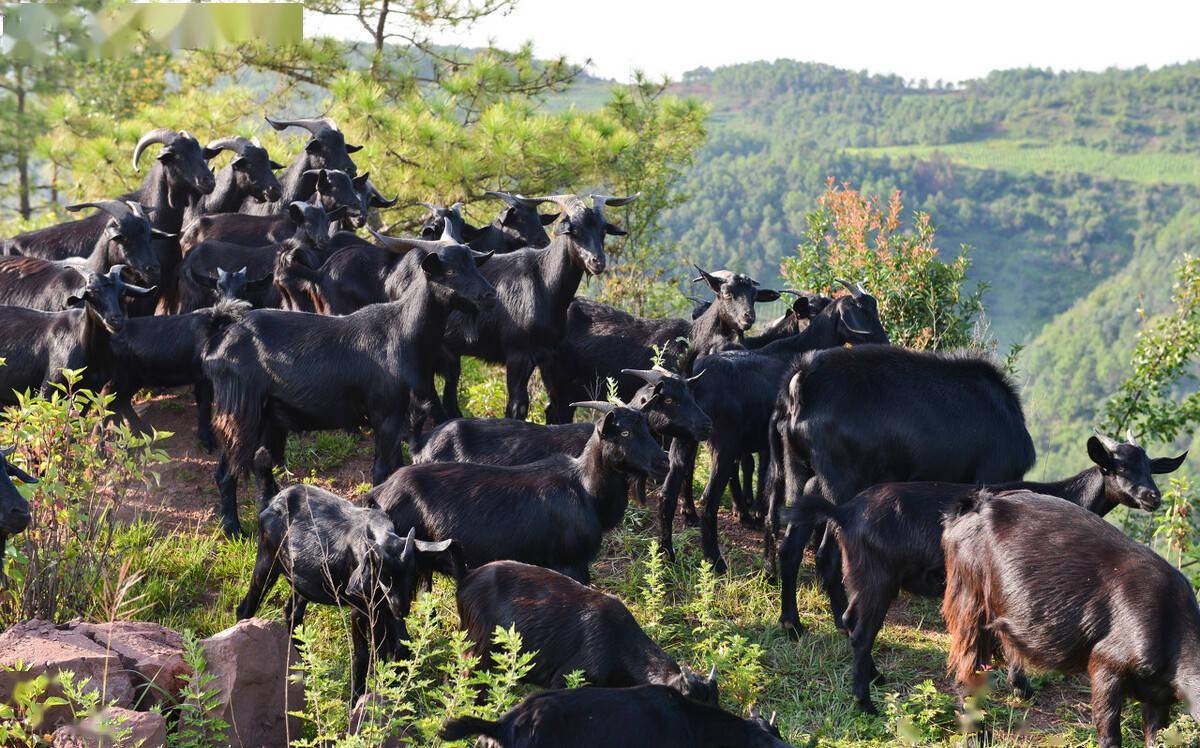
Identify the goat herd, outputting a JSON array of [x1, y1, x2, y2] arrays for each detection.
[[0, 118, 1195, 747]]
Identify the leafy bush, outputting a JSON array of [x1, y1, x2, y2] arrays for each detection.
[[0, 370, 170, 627], [781, 179, 985, 351], [0, 665, 125, 746]]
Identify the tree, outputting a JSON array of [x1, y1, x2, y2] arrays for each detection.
[[781, 179, 984, 350]]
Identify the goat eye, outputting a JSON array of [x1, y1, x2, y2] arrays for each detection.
[[664, 398, 673, 405], [621, 430, 630, 438]]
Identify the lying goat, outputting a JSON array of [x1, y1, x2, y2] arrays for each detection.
[[440, 685, 791, 748], [235, 483, 464, 702], [458, 561, 718, 702]]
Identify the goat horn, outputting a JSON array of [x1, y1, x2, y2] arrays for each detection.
[[769, 712, 777, 726], [687, 369, 706, 385], [1093, 428, 1120, 452], [132, 128, 180, 173], [1126, 427, 1140, 448], [621, 368, 666, 385], [707, 664, 717, 683], [589, 192, 639, 224], [835, 278, 863, 299], [370, 183, 399, 208], [205, 136, 253, 156], [570, 400, 617, 414], [264, 115, 339, 135], [439, 216, 460, 243], [367, 227, 451, 255], [0, 446, 14, 457], [66, 200, 132, 221], [484, 190, 537, 207]]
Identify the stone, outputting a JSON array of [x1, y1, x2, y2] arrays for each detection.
[[70, 621, 189, 707], [197, 617, 304, 748], [51, 706, 167, 747], [0, 619, 135, 730]]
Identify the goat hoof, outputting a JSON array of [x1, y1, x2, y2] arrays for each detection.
[[738, 513, 764, 529], [198, 436, 216, 454], [780, 618, 805, 641], [870, 670, 886, 686], [709, 557, 728, 575], [856, 699, 879, 716], [682, 511, 700, 527]]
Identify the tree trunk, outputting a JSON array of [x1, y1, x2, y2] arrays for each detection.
[[16, 83, 30, 220]]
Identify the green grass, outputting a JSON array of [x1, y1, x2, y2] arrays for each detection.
[[848, 139, 1200, 187]]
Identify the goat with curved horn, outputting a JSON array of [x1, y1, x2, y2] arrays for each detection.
[[132, 128, 181, 172], [834, 278, 865, 299], [204, 136, 255, 157], [484, 191, 552, 208], [264, 116, 339, 134], [570, 400, 619, 414]]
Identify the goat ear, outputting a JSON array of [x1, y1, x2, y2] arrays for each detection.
[[539, 211, 560, 226], [345, 550, 376, 600], [346, 143, 364, 154], [190, 268, 218, 291], [420, 252, 445, 277], [4, 460, 37, 485], [327, 205, 349, 222], [790, 296, 812, 318], [1151, 452, 1188, 475], [66, 292, 87, 308], [604, 222, 627, 237], [230, 156, 248, 170], [600, 411, 620, 438], [755, 288, 781, 303], [1086, 436, 1115, 471], [413, 538, 467, 581], [303, 138, 322, 154], [269, 160, 285, 170], [244, 272, 275, 291], [288, 202, 307, 226]]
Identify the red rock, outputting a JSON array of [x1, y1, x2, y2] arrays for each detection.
[[71, 621, 189, 707], [50, 706, 167, 747], [197, 617, 304, 748]]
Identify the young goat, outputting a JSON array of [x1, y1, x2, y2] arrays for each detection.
[[0, 266, 156, 412], [367, 401, 668, 584], [235, 484, 464, 702], [942, 488, 1200, 748], [458, 561, 719, 702], [0, 448, 36, 582], [204, 234, 495, 536], [439, 685, 791, 748], [797, 431, 1186, 714]]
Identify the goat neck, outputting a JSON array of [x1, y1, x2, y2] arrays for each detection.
[[538, 234, 589, 314], [574, 427, 631, 533]]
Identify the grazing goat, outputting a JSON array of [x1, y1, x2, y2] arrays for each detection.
[[458, 561, 719, 702], [772, 345, 1035, 640], [204, 234, 495, 536], [657, 287, 888, 571], [544, 265, 780, 424], [0, 448, 36, 582], [235, 484, 464, 701], [438, 192, 638, 420], [367, 401, 668, 584], [439, 685, 791, 748], [0, 266, 156, 414], [176, 202, 345, 312], [943, 489, 1200, 748], [0, 201, 171, 309], [797, 431, 1186, 714]]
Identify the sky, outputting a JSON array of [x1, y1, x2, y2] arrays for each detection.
[[319, 0, 1200, 83]]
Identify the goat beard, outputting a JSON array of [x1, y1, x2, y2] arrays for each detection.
[[460, 312, 481, 346]]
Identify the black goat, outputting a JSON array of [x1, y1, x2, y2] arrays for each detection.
[[367, 401, 667, 584], [440, 685, 791, 748], [798, 431, 1186, 714], [183, 136, 283, 219], [204, 234, 495, 536], [458, 561, 718, 701], [657, 288, 889, 572], [177, 168, 364, 259], [235, 484, 463, 702], [176, 202, 345, 312], [544, 265, 780, 424], [439, 192, 638, 420], [3, 129, 215, 266], [413, 367, 709, 505], [418, 193, 555, 254], [943, 489, 1200, 748], [0, 266, 156, 417], [0, 448, 37, 582], [108, 294, 252, 451], [243, 116, 360, 216], [772, 345, 1036, 640], [0, 201, 170, 310]]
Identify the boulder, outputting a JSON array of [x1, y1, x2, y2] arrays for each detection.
[[0, 619, 135, 729], [51, 706, 167, 747], [197, 617, 304, 748], [70, 621, 189, 707]]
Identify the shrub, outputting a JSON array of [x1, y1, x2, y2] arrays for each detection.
[[0, 369, 170, 627]]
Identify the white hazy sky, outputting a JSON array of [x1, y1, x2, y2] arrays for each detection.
[[319, 0, 1200, 82]]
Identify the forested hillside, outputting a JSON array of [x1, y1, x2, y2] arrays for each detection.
[[614, 60, 1200, 474]]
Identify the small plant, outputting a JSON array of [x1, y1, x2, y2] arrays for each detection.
[[175, 631, 229, 748], [0, 665, 124, 747], [883, 680, 962, 745], [285, 431, 360, 475]]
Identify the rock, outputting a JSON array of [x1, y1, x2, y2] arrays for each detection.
[[0, 619, 135, 730], [70, 621, 189, 707], [198, 617, 304, 748], [51, 706, 167, 747], [348, 691, 410, 747]]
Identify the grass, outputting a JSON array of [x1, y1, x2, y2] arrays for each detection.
[[847, 139, 1200, 187]]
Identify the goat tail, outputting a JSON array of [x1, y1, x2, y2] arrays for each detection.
[[208, 359, 266, 477], [941, 539, 996, 690], [781, 492, 843, 529], [439, 716, 503, 742]]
